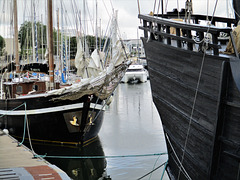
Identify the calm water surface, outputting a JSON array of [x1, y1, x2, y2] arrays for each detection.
[[32, 81, 168, 180]]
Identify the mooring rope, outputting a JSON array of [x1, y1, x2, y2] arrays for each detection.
[[160, 161, 168, 180], [17, 102, 27, 146], [0, 102, 26, 118], [0, 102, 28, 146], [148, 154, 162, 180], [137, 161, 168, 180], [34, 152, 167, 159]]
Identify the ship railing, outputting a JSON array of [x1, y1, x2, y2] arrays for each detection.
[[138, 14, 233, 56]]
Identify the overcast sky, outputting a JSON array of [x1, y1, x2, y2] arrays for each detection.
[[0, 0, 235, 39]]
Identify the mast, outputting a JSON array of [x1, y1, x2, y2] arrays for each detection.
[[61, 1, 66, 83], [41, 14, 44, 61], [31, 0, 36, 62], [34, 1, 38, 62], [56, 8, 60, 77], [48, 0, 54, 89], [95, 0, 98, 50], [13, 0, 19, 73], [162, 0, 164, 16]]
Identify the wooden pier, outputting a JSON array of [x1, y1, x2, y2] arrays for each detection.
[[0, 129, 71, 179]]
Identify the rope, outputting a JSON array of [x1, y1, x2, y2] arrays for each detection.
[[24, 107, 37, 156], [178, 1, 219, 180], [0, 102, 31, 147], [0, 102, 26, 118], [148, 154, 161, 180], [153, 0, 157, 15], [166, 134, 191, 180], [0, 102, 36, 156], [160, 161, 168, 180], [34, 152, 167, 159], [17, 102, 27, 146], [83, 63, 129, 136], [137, 161, 168, 180]]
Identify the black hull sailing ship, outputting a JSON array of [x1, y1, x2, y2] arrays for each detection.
[[0, 0, 128, 145], [139, 0, 240, 179], [0, 91, 104, 144]]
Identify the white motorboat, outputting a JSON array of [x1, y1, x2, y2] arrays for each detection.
[[121, 64, 148, 83]]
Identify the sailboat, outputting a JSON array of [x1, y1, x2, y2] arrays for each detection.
[[0, 0, 129, 145], [139, 0, 240, 179]]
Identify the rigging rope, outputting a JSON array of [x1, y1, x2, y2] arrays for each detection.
[[153, 0, 157, 15], [177, 1, 219, 180], [83, 63, 129, 137], [166, 134, 191, 180]]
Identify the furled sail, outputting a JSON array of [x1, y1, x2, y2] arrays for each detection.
[[75, 37, 90, 78], [75, 37, 105, 78], [107, 10, 127, 71]]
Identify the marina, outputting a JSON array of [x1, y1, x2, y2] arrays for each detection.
[[0, 0, 129, 145], [17, 81, 169, 180], [1, 0, 240, 179]]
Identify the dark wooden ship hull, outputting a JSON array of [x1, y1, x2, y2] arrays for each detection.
[[0, 94, 104, 145], [139, 12, 240, 180]]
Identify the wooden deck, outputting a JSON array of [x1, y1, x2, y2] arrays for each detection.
[[0, 129, 70, 179]]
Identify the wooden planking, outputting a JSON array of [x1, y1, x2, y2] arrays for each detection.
[[145, 39, 225, 131], [143, 35, 240, 180], [143, 38, 234, 179], [0, 130, 71, 179], [144, 44, 213, 178], [0, 131, 47, 168]]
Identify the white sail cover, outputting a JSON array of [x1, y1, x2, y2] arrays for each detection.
[[75, 36, 106, 78], [107, 10, 126, 72], [75, 37, 90, 78], [48, 10, 129, 101]]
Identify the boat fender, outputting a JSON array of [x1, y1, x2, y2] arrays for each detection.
[[2, 129, 9, 135]]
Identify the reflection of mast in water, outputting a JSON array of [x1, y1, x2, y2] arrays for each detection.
[[27, 137, 111, 180]]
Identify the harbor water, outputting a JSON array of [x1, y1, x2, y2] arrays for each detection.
[[31, 81, 168, 180]]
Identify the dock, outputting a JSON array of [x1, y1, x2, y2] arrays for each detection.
[[0, 129, 71, 180]]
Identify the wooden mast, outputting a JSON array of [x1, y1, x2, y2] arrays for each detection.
[[13, 0, 19, 73], [48, 0, 54, 89]]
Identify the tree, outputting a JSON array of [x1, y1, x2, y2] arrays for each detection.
[[18, 21, 58, 58], [0, 35, 5, 56], [70, 36, 77, 59], [69, 35, 109, 59]]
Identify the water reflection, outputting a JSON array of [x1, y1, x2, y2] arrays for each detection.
[[27, 81, 168, 179], [29, 137, 110, 180], [99, 81, 168, 179]]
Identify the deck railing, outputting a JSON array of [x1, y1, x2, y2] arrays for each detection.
[[138, 14, 235, 55]]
